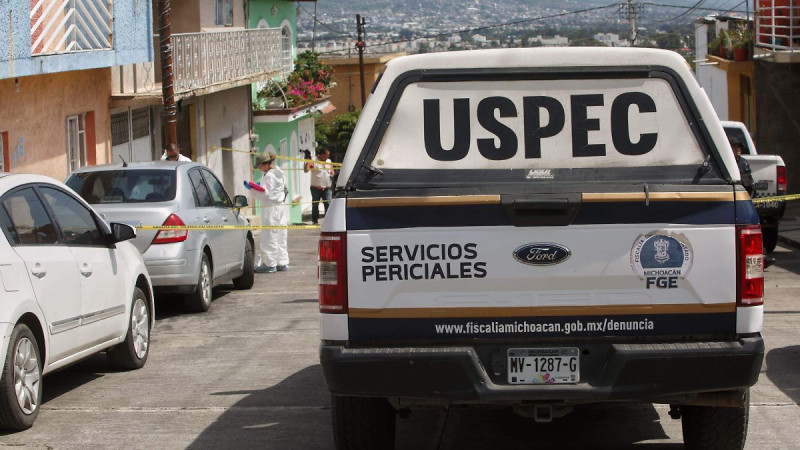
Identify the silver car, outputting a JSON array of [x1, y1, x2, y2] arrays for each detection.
[[66, 162, 255, 312]]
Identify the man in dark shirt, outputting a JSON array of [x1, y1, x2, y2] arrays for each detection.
[[730, 136, 754, 196]]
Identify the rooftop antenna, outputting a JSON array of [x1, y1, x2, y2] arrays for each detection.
[[118, 154, 128, 167]]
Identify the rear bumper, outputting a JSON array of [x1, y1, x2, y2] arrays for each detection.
[[143, 245, 200, 287], [756, 200, 786, 222], [320, 336, 764, 405]]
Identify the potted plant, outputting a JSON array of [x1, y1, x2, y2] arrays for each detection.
[[731, 24, 752, 62], [718, 29, 733, 59], [255, 80, 289, 109]]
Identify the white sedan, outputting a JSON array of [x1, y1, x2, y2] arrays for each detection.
[[0, 173, 154, 430]]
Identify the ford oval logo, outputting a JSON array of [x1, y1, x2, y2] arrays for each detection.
[[513, 243, 571, 266]]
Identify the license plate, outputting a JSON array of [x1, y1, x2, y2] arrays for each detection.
[[508, 348, 579, 384]]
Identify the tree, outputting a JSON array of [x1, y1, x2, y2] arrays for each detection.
[[315, 110, 361, 161]]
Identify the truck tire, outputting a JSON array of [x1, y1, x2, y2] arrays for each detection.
[[763, 226, 778, 252], [332, 395, 395, 450], [681, 391, 749, 450]]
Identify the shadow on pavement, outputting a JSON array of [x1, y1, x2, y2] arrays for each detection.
[[153, 287, 233, 320], [40, 353, 108, 404], [406, 403, 680, 450], [765, 345, 800, 405], [187, 363, 681, 449], [187, 365, 333, 450]]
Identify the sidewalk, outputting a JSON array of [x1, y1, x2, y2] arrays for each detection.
[[777, 199, 800, 250]]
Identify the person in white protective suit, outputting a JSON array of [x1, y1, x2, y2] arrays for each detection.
[[244, 153, 289, 273]]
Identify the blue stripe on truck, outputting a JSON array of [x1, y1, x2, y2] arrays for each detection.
[[346, 200, 751, 230], [348, 312, 737, 340]]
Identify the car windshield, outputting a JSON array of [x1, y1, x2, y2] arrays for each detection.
[[66, 170, 177, 204]]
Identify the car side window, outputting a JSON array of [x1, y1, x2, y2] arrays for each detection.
[[1, 188, 59, 245], [188, 169, 213, 208], [0, 203, 19, 244], [39, 187, 105, 247], [201, 170, 233, 208]]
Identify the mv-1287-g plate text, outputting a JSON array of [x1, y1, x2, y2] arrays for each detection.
[[508, 348, 580, 385]]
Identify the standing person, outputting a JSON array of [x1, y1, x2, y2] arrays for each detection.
[[730, 136, 754, 196], [161, 142, 191, 161], [304, 148, 334, 225], [244, 153, 289, 273]]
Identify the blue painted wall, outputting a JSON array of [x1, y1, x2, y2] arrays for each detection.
[[0, 0, 153, 80]]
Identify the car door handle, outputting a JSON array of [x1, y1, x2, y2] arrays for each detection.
[[203, 217, 211, 223], [80, 263, 92, 278], [30, 263, 46, 279], [222, 216, 229, 222]]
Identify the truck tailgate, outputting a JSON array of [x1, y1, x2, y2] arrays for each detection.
[[345, 192, 738, 342]]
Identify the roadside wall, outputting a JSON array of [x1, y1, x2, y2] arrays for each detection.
[[755, 61, 800, 194]]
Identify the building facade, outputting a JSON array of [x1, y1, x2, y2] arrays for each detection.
[[0, 0, 152, 178]]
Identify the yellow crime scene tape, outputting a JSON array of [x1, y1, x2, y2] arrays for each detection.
[[137, 224, 320, 230], [751, 194, 800, 204], [210, 146, 342, 168]]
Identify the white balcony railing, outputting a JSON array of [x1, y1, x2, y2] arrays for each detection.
[[30, 0, 113, 55], [756, 0, 800, 51], [173, 28, 283, 93], [112, 28, 284, 98]]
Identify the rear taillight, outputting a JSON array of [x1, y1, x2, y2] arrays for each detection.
[[777, 166, 787, 194], [152, 213, 188, 244], [737, 225, 764, 306], [319, 232, 348, 313]]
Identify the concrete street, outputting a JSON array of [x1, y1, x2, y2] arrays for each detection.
[[0, 225, 798, 449]]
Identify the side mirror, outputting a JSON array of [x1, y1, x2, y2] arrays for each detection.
[[233, 195, 248, 209], [110, 222, 137, 243]]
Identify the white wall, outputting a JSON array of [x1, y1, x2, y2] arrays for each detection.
[[201, 86, 253, 199]]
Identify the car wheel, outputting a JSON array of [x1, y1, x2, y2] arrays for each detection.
[[0, 324, 42, 430], [185, 253, 213, 312], [332, 395, 396, 450], [107, 287, 151, 370], [763, 225, 778, 253], [233, 239, 255, 290], [681, 390, 749, 450]]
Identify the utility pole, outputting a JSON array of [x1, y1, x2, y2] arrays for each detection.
[[311, 1, 317, 53], [627, 0, 639, 46], [356, 14, 366, 108], [157, 0, 178, 154]]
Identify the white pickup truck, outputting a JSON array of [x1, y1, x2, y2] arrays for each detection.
[[319, 48, 765, 450], [721, 121, 787, 251]]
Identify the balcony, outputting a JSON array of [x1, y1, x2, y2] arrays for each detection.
[[756, 0, 800, 58], [112, 27, 284, 105]]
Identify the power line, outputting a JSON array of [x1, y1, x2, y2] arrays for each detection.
[[656, 0, 708, 22], [297, 3, 353, 38], [303, 3, 621, 55]]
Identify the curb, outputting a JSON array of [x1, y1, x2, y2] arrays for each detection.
[[778, 234, 800, 250]]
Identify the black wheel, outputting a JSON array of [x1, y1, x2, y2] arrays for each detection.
[[681, 390, 749, 450], [332, 395, 395, 450], [763, 225, 778, 252], [185, 253, 213, 312], [233, 239, 255, 290], [108, 287, 151, 370], [0, 324, 42, 430]]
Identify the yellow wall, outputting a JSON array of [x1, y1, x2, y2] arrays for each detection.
[[320, 54, 404, 120], [0, 69, 112, 180]]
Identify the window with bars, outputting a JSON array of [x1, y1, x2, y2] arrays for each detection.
[[111, 111, 129, 147], [67, 114, 87, 173]]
